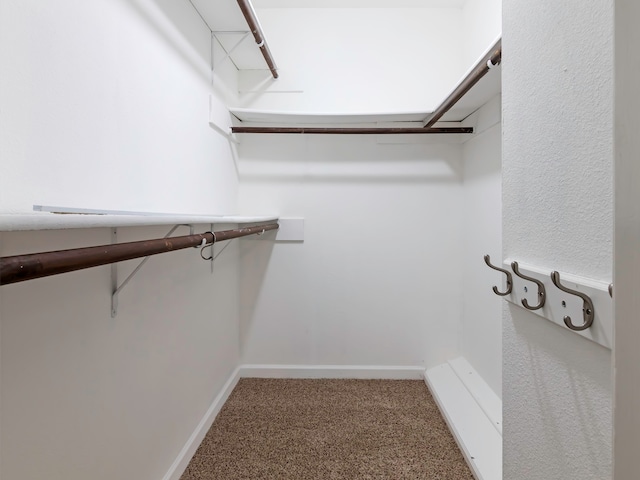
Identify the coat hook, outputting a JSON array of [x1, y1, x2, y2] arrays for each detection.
[[550, 271, 595, 331], [484, 254, 513, 296], [608, 283, 613, 298], [511, 261, 546, 310]]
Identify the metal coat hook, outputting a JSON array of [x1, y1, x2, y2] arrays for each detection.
[[550, 271, 595, 331], [608, 283, 613, 298], [484, 254, 513, 296], [511, 261, 546, 310]]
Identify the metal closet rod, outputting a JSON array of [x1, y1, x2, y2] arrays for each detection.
[[231, 126, 473, 135], [237, 0, 279, 79], [0, 223, 279, 286], [424, 39, 502, 128]]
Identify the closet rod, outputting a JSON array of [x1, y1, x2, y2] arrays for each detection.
[[237, 0, 279, 79], [424, 39, 502, 128], [0, 223, 279, 286], [231, 126, 474, 134]]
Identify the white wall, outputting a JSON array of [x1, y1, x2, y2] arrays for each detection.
[[613, 1, 640, 477], [0, 226, 241, 480], [461, 117, 502, 397], [239, 7, 465, 113], [0, 1, 244, 479], [235, 0, 505, 390], [503, 1, 613, 478], [238, 136, 464, 368], [0, 0, 237, 215], [0, 1, 510, 477]]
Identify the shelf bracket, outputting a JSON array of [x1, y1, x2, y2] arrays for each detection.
[[110, 224, 195, 318], [111, 228, 118, 317], [213, 31, 251, 70]]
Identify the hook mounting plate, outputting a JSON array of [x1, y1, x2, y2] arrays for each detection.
[[502, 259, 612, 349]]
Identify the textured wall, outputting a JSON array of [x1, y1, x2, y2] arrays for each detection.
[[503, 1, 613, 478]]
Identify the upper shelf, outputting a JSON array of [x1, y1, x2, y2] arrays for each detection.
[[229, 110, 429, 124], [229, 37, 501, 128], [0, 210, 278, 232], [192, 2, 500, 130]]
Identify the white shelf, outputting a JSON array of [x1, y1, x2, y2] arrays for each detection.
[[0, 212, 278, 232], [229, 38, 501, 127], [230, 109, 430, 124]]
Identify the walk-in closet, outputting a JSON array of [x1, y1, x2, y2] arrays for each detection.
[[0, 0, 634, 479]]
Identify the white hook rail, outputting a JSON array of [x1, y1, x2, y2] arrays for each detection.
[[501, 259, 613, 349]]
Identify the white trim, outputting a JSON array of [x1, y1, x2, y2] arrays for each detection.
[[424, 362, 502, 480], [230, 107, 430, 124], [238, 364, 425, 379], [162, 368, 241, 480], [448, 358, 502, 435]]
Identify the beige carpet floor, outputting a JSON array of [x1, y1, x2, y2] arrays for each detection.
[[180, 378, 474, 479]]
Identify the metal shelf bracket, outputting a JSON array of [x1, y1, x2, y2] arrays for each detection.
[[110, 224, 195, 318], [212, 31, 251, 70]]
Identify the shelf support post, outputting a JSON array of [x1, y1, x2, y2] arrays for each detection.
[[111, 228, 118, 318]]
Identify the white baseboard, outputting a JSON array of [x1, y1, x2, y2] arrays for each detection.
[[424, 359, 502, 480], [162, 367, 241, 480], [448, 358, 502, 435], [238, 364, 425, 379]]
